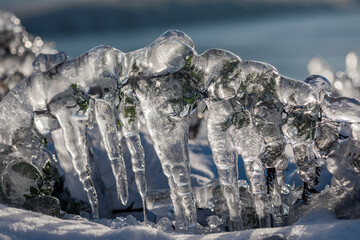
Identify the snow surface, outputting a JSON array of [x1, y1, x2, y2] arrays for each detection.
[[1, 203, 360, 240]]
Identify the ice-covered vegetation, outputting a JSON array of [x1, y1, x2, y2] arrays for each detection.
[[1, 11, 360, 235]]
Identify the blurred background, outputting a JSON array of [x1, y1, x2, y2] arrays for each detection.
[[1, 0, 360, 81]]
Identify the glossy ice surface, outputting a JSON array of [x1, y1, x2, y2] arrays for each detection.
[[1, 26, 360, 232]]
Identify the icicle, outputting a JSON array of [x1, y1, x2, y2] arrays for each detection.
[[121, 30, 199, 230], [87, 99, 96, 129], [280, 75, 320, 188], [94, 99, 128, 205], [118, 89, 148, 220], [53, 106, 99, 219], [205, 100, 244, 230]]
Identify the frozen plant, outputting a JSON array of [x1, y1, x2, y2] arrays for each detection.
[[289, 75, 360, 222], [281, 76, 320, 203], [183, 51, 319, 229], [0, 46, 131, 219], [0, 52, 68, 212], [2, 28, 360, 233], [117, 30, 201, 230], [0, 30, 202, 229]]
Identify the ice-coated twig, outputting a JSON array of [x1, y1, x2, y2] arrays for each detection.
[[287, 75, 360, 222]]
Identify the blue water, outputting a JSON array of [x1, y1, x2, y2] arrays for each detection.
[[46, 10, 360, 80]]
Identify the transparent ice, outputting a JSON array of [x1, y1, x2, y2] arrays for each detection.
[[0, 45, 129, 219], [0, 30, 201, 228], [1, 25, 360, 232], [197, 54, 321, 228], [118, 30, 200, 230], [1, 160, 43, 205], [288, 75, 360, 222], [118, 85, 147, 220]]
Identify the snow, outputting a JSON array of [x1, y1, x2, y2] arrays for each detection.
[[0, 203, 171, 240], [1, 203, 360, 240]]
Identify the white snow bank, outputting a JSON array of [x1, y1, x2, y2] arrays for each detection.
[[0, 204, 171, 240], [175, 208, 360, 240], [1, 203, 360, 240]]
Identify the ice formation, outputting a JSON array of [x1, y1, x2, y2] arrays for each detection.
[[1, 27, 360, 232], [118, 31, 201, 230], [197, 54, 322, 229], [284, 74, 360, 222]]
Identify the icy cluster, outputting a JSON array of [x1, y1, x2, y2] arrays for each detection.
[[0, 11, 57, 100], [289, 75, 360, 222], [0, 27, 360, 232]]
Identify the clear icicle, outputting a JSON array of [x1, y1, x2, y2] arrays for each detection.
[[205, 100, 244, 230], [87, 99, 96, 129], [119, 30, 199, 230], [279, 75, 320, 189], [95, 99, 128, 205], [289, 75, 360, 221], [118, 88, 147, 220], [199, 53, 283, 228], [42, 46, 125, 218], [55, 109, 99, 218], [140, 101, 196, 230], [201, 55, 321, 228], [0, 45, 127, 219]]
